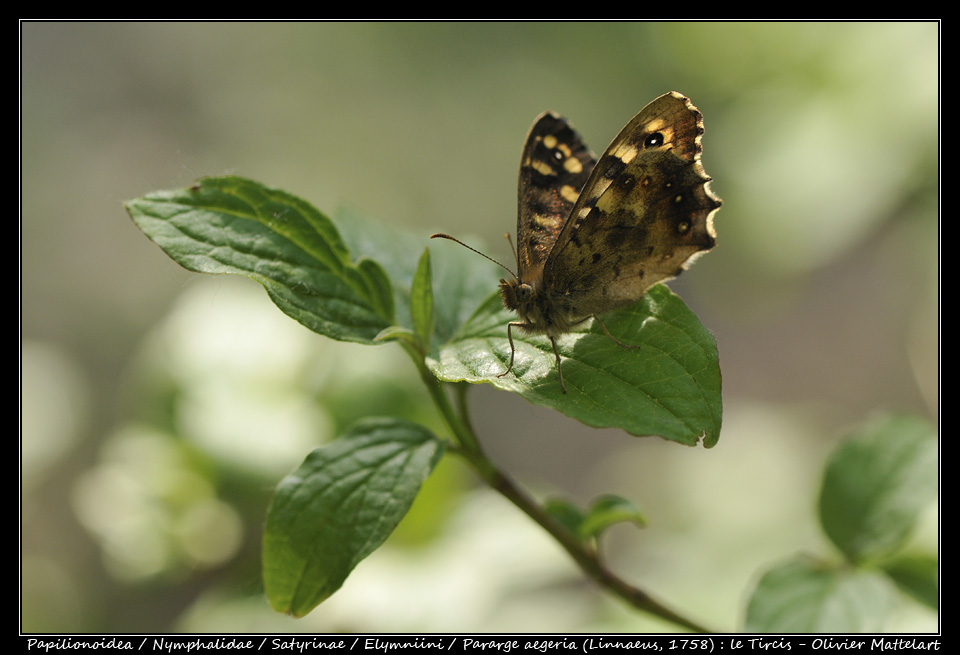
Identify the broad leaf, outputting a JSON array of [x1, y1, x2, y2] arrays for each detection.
[[126, 177, 394, 343], [429, 285, 722, 447], [263, 417, 445, 616], [881, 554, 939, 610], [745, 557, 897, 633], [819, 414, 937, 563]]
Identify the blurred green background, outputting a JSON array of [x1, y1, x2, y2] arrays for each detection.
[[21, 22, 938, 633]]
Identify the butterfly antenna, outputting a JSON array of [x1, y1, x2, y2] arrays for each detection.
[[430, 233, 517, 278], [503, 232, 520, 272]]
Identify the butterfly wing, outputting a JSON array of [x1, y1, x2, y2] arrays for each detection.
[[543, 92, 721, 317], [516, 111, 597, 283]]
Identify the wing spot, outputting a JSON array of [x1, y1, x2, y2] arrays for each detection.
[[533, 213, 560, 227], [612, 143, 638, 163], [529, 159, 554, 176], [560, 185, 580, 204], [563, 157, 583, 174], [643, 132, 665, 148]]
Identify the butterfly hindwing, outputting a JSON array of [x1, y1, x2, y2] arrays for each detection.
[[516, 112, 597, 282]]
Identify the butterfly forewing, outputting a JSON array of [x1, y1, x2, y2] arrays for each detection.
[[542, 92, 720, 315], [516, 112, 597, 281]]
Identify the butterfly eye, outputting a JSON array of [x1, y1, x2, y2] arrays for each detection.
[[643, 132, 665, 148]]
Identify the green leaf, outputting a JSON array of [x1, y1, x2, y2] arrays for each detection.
[[545, 495, 646, 542], [372, 325, 418, 348], [262, 417, 445, 617], [429, 284, 722, 447], [579, 495, 647, 539], [819, 414, 937, 563], [126, 177, 394, 344], [745, 557, 898, 633], [410, 248, 435, 351], [334, 208, 501, 346], [543, 499, 586, 536], [358, 258, 395, 324], [881, 553, 939, 610]]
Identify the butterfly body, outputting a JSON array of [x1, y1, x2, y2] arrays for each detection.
[[435, 92, 720, 393]]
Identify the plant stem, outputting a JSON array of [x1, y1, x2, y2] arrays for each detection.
[[406, 346, 482, 454], [434, 384, 713, 632], [457, 445, 712, 632]]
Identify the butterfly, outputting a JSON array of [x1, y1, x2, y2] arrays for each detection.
[[433, 91, 720, 393]]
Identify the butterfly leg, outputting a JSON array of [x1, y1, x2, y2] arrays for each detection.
[[548, 335, 567, 394], [498, 322, 568, 394], [498, 322, 522, 379], [593, 315, 642, 350]]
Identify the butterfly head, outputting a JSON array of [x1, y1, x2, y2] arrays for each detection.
[[499, 277, 526, 313], [500, 276, 540, 318], [500, 276, 565, 337]]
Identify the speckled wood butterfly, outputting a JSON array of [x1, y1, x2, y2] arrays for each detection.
[[433, 91, 720, 393]]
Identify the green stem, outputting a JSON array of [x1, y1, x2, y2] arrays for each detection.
[[403, 345, 482, 454]]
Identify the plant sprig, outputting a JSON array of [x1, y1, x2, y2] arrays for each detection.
[[128, 176, 936, 632], [127, 175, 721, 630]]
